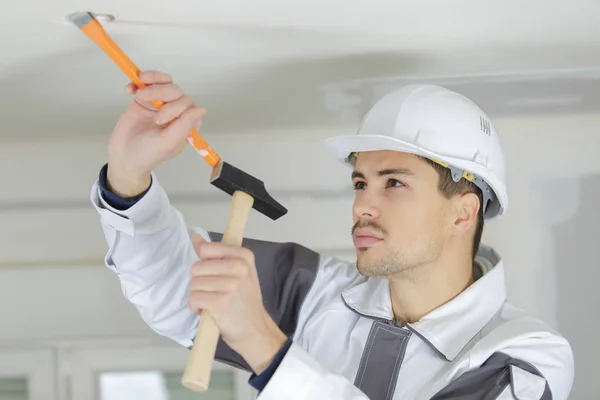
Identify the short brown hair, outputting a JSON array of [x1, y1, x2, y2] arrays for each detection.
[[421, 157, 484, 260]]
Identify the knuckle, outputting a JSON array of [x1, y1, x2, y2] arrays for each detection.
[[145, 70, 170, 81], [224, 281, 237, 292], [155, 108, 172, 123], [139, 70, 153, 81], [187, 291, 200, 309], [138, 84, 156, 100], [197, 242, 212, 259], [182, 106, 200, 122], [171, 84, 183, 98], [151, 84, 162, 98], [144, 70, 156, 81], [189, 262, 202, 277], [187, 278, 198, 294], [235, 261, 250, 278], [241, 248, 255, 263], [190, 276, 202, 288], [134, 87, 146, 101], [160, 71, 172, 81], [182, 95, 194, 108], [172, 97, 193, 115]]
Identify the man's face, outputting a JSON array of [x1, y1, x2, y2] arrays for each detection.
[[351, 150, 454, 277]]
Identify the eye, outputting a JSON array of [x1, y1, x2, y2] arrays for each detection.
[[386, 179, 405, 188], [353, 181, 366, 190]]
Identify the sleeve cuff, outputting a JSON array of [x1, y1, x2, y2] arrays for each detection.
[[91, 165, 172, 236], [98, 163, 152, 211], [248, 337, 294, 392]]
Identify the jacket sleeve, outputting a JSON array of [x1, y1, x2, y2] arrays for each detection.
[[90, 171, 323, 371], [430, 333, 574, 400], [257, 342, 370, 399]]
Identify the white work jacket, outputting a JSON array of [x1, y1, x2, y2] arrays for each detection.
[[90, 175, 574, 400]]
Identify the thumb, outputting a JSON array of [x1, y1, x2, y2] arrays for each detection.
[[190, 233, 207, 259]]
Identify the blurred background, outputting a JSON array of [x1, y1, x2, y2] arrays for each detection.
[[1, 1, 598, 398]]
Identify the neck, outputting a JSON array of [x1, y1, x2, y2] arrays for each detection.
[[388, 249, 474, 324]]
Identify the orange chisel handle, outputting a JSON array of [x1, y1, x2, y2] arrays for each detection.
[[78, 17, 221, 168]]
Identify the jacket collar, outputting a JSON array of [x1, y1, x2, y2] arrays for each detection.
[[340, 244, 506, 361]]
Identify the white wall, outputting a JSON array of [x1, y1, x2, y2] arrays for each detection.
[[0, 126, 357, 266], [1, 113, 598, 399]]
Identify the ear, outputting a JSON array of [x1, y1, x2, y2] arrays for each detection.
[[452, 192, 480, 234]]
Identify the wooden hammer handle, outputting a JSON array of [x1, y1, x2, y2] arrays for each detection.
[[181, 190, 255, 392]]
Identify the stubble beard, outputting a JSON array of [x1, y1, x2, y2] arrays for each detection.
[[356, 248, 411, 277], [356, 241, 442, 280], [352, 219, 443, 279]]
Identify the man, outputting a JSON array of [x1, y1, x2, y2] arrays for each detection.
[[91, 70, 574, 399]]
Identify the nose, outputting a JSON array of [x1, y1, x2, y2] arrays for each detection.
[[353, 194, 380, 220]]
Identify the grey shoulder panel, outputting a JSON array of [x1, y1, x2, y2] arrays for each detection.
[[431, 352, 551, 400], [207, 232, 321, 371]]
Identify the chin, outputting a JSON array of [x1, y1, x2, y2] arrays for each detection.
[[356, 248, 404, 278], [356, 264, 387, 278], [356, 255, 382, 277]]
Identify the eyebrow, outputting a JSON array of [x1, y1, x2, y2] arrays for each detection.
[[351, 168, 415, 180]]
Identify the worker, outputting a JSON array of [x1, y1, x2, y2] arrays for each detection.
[[90, 70, 574, 399]]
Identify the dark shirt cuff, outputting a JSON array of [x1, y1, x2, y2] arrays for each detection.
[[98, 163, 151, 211], [248, 337, 294, 392]]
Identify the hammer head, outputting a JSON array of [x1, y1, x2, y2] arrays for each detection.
[[210, 161, 287, 220]]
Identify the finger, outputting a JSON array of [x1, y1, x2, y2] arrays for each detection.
[[198, 242, 255, 266], [135, 83, 184, 105], [160, 106, 207, 148], [132, 98, 159, 112], [189, 276, 238, 293], [190, 258, 249, 279], [154, 95, 195, 125], [188, 291, 223, 315], [139, 70, 173, 85], [127, 70, 173, 96], [125, 82, 138, 95], [191, 233, 207, 259]]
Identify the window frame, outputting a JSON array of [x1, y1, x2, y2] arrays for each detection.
[[59, 339, 256, 400], [0, 347, 57, 400]]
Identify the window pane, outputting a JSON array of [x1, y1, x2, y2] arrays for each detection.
[[163, 372, 235, 400], [0, 378, 28, 400], [99, 371, 235, 400]]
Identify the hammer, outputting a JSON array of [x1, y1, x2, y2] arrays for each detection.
[[185, 162, 286, 391], [68, 12, 287, 391]]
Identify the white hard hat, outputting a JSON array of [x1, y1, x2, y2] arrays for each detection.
[[324, 84, 507, 220]]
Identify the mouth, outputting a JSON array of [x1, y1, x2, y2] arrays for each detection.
[[353, 228, 383, 249]]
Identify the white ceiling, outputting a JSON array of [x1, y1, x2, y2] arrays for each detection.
[[3, 0, 600, 141]]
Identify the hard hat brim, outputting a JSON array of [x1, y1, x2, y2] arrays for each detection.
[[324, 134, 438, 164]]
